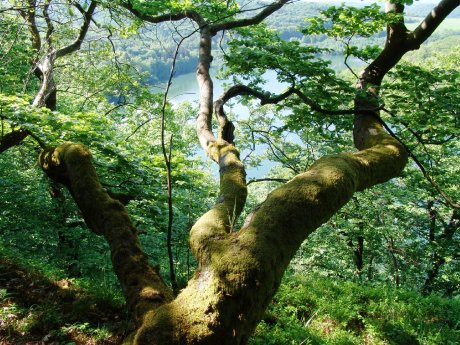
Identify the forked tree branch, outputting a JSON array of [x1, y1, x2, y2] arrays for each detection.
[[55, 1, 97, 58]]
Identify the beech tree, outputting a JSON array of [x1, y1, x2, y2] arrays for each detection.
[[2, 0, 460, 344], [0, 0, 98, 152]]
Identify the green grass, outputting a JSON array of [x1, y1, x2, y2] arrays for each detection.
[[250, 274, 460, 345], [2, 250, 459, 344]]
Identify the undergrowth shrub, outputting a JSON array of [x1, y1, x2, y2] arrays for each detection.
[[250, 274, 460, 345]]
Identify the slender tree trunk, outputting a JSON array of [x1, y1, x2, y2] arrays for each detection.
[[367, 254, 374, 282], [346, 235, 364, 280], [386, 236, 400, 288], [354, 236, 364, 280], [48, 182, 81, 277], [423, 209, 459, 294]]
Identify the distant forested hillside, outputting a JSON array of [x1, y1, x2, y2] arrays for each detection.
[[121, 1, 460, 82]]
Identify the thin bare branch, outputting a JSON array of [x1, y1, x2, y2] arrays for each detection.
[[43, 0, 54, 47], [26, 0, 41, 50], [215, 84, 380, 118], [380, 107, 460, 209], [160, 36, 190, 295]]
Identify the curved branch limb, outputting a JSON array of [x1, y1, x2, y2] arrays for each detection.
[[213, 84, 297, 143], [121, 0, 290, 35], [39, 143, 174, 323], [120, 1, 203, 25], [55, 1, 97, 58], [210, 0, 291, 34], [217, 84, 295, 106], [196, 26, 217, 153], [0, 129, 29, 153], [358, 0, 460, 91], [189, 140, 247, 265], [412, 0, 460, 46], [215, 84, 379, 118]]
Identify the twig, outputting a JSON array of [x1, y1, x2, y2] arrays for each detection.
[[380, 107, 460, 209]]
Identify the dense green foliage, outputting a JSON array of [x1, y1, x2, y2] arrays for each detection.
[[251, 274, 460, 345]]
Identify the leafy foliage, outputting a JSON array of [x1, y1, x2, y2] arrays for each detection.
[[251, 274, 460, 345]]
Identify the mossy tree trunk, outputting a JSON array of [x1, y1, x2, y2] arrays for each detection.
[[38, 1, 458, 344]]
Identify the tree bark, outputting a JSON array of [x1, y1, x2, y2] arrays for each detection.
[[348, 235, 364, 280], [39, 143, 174, 324], [0, 129, 29, 153], [386, 235, 400, 288]]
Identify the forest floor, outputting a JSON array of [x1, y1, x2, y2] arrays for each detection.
[[0, 257, 124, 344], [1, 255, 459, 344]]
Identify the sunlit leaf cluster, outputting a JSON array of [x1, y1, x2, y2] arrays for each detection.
[[303, 4, 393, 39]]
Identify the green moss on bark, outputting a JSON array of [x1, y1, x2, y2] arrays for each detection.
[[39, 143, 173, 324]]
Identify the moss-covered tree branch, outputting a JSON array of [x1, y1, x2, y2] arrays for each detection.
[[39, 143, 173, 323]]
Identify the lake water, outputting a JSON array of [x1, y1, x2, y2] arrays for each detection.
[[168, 54, 362, 103], [165, 55, 363, 179]]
